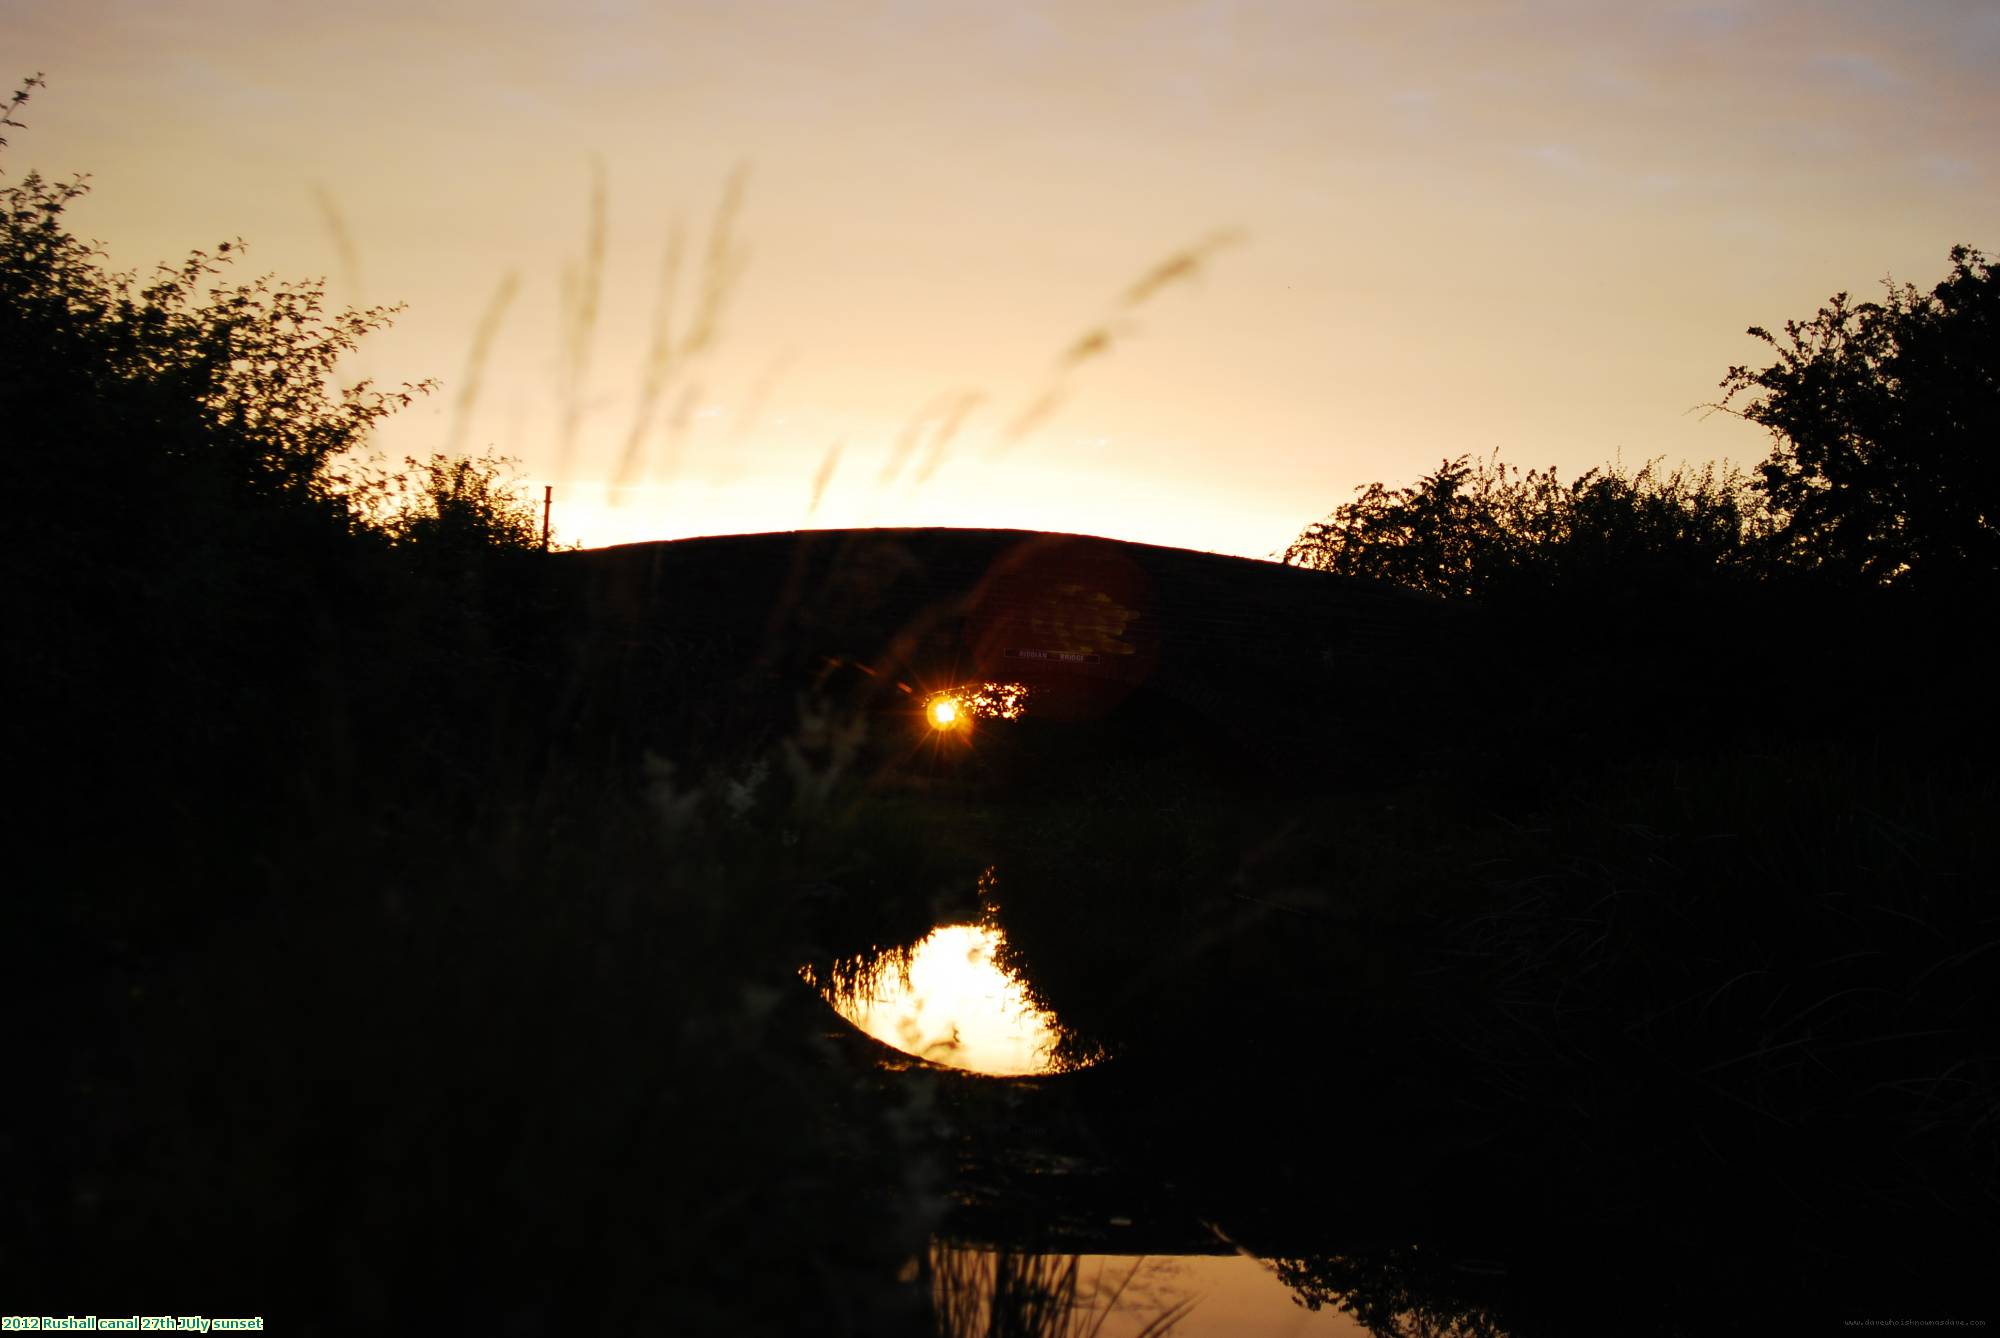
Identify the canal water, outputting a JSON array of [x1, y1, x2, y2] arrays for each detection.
[[805, 903, 1397, 1337], [930, 1246, 1370, 1337]]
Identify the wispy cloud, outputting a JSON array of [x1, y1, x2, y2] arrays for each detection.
[[1921, 154, 1976, 184], [1806, 51, 1903, 92], [1523, 143, 1587, 174]]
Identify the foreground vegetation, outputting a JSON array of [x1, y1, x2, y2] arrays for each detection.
[[6, 71, 1995, 1334], [4, 77, 938, 1333]]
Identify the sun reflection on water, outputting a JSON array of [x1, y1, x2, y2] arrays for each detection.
[[806, 921, 1087, 1076]]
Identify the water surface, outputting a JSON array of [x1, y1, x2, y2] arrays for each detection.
[[930, 1245, 1372, 1337], [809, 922, 1087, 1075]]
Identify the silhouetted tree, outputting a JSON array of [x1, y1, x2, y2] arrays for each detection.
[[1718, 245, 1999, 587]]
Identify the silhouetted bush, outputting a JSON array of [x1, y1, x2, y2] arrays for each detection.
[[373, 452, 547, 552], [1283, 452, 1771, 598], [4, 137, 403, 542], [1, 76, 542, 567]]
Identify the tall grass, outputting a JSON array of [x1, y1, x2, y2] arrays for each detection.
[[453, 155, 1242, 535], [929, 1244, 1196, 1338]]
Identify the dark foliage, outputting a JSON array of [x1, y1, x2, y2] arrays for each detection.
[[1719, 245, 2000, 587], [4, 78, 931, 1335], [375, 451, 546, 552], [8, 68, 1996, 1335], [1282, 452, 1771, 598], [1289, 246, 1999, 599]]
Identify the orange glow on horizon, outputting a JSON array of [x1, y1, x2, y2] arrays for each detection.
[[537, 474, 1305, 562]]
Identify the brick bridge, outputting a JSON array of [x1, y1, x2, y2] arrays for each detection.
[[556, 528, 1451, 749]]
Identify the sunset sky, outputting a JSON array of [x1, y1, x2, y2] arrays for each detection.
[[10, 0, 1998, 557]]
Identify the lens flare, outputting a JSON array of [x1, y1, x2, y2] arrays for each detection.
[[928, 697, 960, 729]]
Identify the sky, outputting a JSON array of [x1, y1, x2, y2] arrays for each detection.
[[8, 0, 1998, 557]]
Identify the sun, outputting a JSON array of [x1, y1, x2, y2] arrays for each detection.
[[928, 696, 961, 729]]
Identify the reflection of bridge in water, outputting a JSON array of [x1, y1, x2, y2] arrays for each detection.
[[804, 991, 1283, 1266], [558, 527, 1448, 746]]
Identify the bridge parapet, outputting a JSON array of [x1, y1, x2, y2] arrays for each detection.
[[556, 528, 1449, 748]]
